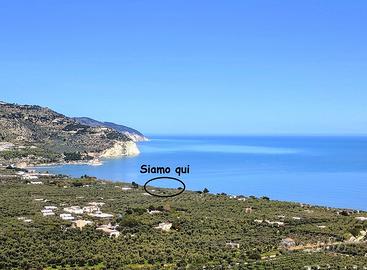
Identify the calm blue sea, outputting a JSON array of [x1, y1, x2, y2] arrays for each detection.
[[40, 136, 367, 210]]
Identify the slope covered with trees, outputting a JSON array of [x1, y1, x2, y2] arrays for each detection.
[[0, 167, 366, 269]]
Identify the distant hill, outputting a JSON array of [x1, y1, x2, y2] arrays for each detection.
[[0, 101, 141, 166], [74, 117, 148, 142]]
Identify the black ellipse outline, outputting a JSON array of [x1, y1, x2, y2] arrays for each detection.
[[143, 176, 186, 198]]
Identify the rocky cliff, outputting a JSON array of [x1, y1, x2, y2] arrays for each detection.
[[0, 102, 142, 165], [73, 117, 148, 142]]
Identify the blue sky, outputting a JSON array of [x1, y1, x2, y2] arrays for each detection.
[[1, 0, 366, 135]]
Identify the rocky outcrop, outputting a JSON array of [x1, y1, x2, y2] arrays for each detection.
[[100, 141, 140, 158], [123, 132, 148, 143], [74, 117, 148, 142]]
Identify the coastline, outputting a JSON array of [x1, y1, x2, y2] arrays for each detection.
[[3, 162, 366, 214], [24, 163, 366, 212], [9, 135, 367, 211], [28, 159, 104, 168], [12, 140, 143, 169]]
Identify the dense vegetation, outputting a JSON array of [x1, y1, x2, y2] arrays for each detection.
[[0, 167, 366, 269], [0, 147, 61, 163]]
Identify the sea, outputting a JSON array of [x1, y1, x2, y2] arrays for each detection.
[[39, 136, 367, 210]]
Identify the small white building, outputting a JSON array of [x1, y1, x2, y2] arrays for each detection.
[[265, 220, 285, 227], [155, 222, 172, 232], [60, 213, 75, 221], [254, 219, 263, 224], [63, 206, 84, 215], [356, 217, 367, 221], [18, 217, 32, 223], [226, 242, 240, 249], [41, 209, 54, 214], [88, 211, 113, 219], [23, 175, 39, 180], [43, 212, 55, 217], [96, 226, 120, 238], [36, 173, 55, 177], [29, 181, 43, 184], [82, 206, 99, 213], [88, 202, 105, 206], [44, 206, 58, 210], [148, 210, 162, 215], [281, 238, 296, 248]]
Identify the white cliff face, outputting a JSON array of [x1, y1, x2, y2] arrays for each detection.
[[100, 141, 140, 158], [124, 141, 140, 156]]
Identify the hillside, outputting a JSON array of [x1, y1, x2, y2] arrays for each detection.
[[74, 117, 148, 142], [0, 102, 140, 166], [1, 167, 367, 269]]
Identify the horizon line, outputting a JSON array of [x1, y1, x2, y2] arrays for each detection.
[[144, 133, 367, 137]]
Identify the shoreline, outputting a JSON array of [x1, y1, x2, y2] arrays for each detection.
[[23, 163, 367, 213], [29, 158, 104, 168]]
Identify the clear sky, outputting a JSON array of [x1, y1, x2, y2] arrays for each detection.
[[1, 0, 366, 135]]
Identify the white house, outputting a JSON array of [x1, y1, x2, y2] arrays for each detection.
[[148, 210, 162, 215], [254, 219, 263, 224], [96, 225, 120, 238], [60, 213, 75, 221], [29, 181, 43, 185], [265, 220, 285, 227], [23, 175, 39, 180], [281, 238, 296, 248], [155, 222, 172, 232], [44, 206, 58, 210], [88, 211, 113, 219], [41, 209, 54, 214], [226, 242, 240, 248], [82, 206, 99, 213], [88, 202, 105, 206], [63, 206, 84, 215]]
